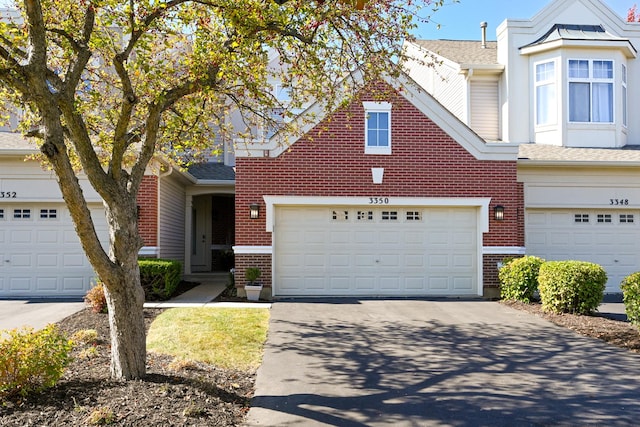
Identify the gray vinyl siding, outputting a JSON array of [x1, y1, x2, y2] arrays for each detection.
[[158, 175, 186, 266]]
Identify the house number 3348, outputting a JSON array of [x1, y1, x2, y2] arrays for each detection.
[[610, 199, 629, 206]]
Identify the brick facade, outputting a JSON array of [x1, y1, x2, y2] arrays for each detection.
[[235, 81, 524, 294], [138, 175, 158, 248]]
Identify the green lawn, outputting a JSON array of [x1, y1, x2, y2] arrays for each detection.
[[146, 308, 270, 371]]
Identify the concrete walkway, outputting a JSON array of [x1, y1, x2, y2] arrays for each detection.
[[246, 298, 640, 427], [0, 275, 270, 331]]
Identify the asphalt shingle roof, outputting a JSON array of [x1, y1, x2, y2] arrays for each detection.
[[519, 144, 640, 163], [0, 131, 37, 151], [412, 40, 498, 65], [187, 162, 235, 181]]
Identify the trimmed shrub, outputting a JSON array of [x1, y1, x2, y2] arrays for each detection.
[[499, 255, 545, 303], [621, 272, 640, 326], [139, 259, 182, 301], [84, 281, 107, 313], [538, 260, 607, 315], [0, 324, 73, 399]]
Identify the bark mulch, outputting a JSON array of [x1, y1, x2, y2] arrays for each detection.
[[0, 307, 255, 426]]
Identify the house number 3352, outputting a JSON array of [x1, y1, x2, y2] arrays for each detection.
[[610, 199, 629, 206], [0, 191, 17, 198]]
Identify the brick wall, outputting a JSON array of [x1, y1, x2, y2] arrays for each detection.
[[236, 81, 524, 290], [137, 175, 158, 247]]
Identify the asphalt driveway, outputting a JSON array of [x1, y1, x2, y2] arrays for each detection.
[[246, 299, 640, 426], [0, 299, 85, 331]]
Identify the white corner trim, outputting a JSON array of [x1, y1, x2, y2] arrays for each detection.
[[139, 246, 159, 256], [233, 245, 273, 255], [262, 195, 491, 233], [482, 246, 527, 255]]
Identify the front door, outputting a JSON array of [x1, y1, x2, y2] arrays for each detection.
[[191, 196, 212, 272]]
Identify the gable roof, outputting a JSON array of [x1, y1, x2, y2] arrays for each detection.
[[236, 69, 518, 162], [411, 40, 498, 65]]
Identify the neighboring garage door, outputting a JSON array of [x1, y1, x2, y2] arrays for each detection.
[[526, 209, 640, 292], [274, 206, 478, 296], [0, 203, 108, 298]]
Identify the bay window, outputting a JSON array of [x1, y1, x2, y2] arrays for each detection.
[[568, 59, 613, 123]]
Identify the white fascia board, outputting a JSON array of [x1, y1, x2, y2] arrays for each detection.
[[263, 195, 491, 233]]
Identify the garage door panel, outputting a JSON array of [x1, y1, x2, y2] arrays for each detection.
[[36, 230, 60, 244], [10, 277, 31, 291], [355, 277, 376, 290], [453, 277, 474, 290], [430, 231, 449, 245], [62, 277, 87, 292], [454, 254, 474, 269], [429, 254, 449, 268], [379, 254, 400, 267], [37, 254, 58, 267], [0, 203, 108, 297], [428, 277, 449, 290], [37, 277, 58, 291], [11, 254, 32, 267], [275, 206, 478, 296], [526, 209, 640, 292], [405, 254, 426, 267], [380, 277, 400, 290], [11, 230, 31, 243], [63, 254, 86, 267]]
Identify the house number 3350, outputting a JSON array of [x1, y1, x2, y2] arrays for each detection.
[[369, 197, 389, 205], [610, 199, 629, 206]]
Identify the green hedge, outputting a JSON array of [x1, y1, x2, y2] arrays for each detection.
[[499, 255, 545, 303], [138, 259, 182, 301], [538, 260, 607, 315], [622, 272, 640, 326]]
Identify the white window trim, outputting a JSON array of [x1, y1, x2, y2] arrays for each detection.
[[567, 58, 615, 124], [363, 101, 392, 155], [534, 59, 557, 127]]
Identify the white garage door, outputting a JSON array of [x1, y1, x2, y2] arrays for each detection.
[[526, 209, 640, 292], [0, 203, 108, 298], [274, 206, 479, 297]]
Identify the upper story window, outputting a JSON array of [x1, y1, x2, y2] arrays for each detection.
[[622, 64, 628, 128], [568, 59, 613, 123], [535, 60, 557, 126], [363, 101, 391, 155]]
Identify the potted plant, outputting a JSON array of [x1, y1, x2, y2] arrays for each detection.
[[244, 267, 263, 301]]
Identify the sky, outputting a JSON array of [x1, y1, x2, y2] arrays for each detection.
[[414, 0, 636, 40]]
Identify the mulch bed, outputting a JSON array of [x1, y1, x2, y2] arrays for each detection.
[[502, 300, 640, 353], [0, 307, 255, 426]]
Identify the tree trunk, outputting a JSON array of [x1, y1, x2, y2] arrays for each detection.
[[103, 265, 147, 380]]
